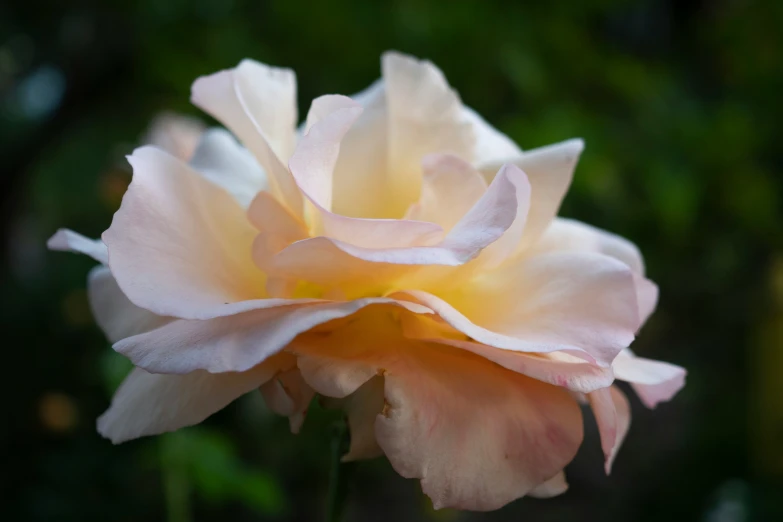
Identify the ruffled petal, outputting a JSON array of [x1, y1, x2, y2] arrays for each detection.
[[479, 139, 584, 248], [98, 354, 292, 443], [103, 146, 265, 319], [259, 366, 315, 433], [290, 311, 583, 511], [191, 61, 302, 216], [114, 299, 431, 374], [395, 251, 639, 367], [588, 385, 631, 473]]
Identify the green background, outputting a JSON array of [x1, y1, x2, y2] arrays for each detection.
[[2, 0, 782, 520]]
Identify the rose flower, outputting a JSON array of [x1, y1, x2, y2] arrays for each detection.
[[49, 52, 685, 511]]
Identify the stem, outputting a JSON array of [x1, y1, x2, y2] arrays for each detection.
[[161, 434, 192, 522], [326, 419, 356, 522]]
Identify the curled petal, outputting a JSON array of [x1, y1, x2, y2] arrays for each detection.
[[588, 385, 631, 473], [479, 139, 584, 248], [98, 354, 292, 444], [259, 367, 315, 433]]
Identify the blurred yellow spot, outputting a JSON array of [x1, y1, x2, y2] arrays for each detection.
[[39, 392, 79, 433], [99, 168, 131, 210]]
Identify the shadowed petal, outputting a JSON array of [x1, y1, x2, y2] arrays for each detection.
[[588, 385, 631, 473]]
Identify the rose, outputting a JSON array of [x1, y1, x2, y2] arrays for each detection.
[[49, 52, 685, 511]]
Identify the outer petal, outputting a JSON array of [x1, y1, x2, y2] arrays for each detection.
[[533, 217, 657, 325], [259, 367, 315, 433], [47, 229, 108, 264], [87, 266, 171, 343], [291, 311, 584, 511], [405, 154, 487, 231], [191, 62, 302, 216], [395, 251, 639, 367], [527, 472, 569, 499], [114, 299, 431, 375], [98, 354, 292, 444], [478, 139, 584, 248], [613, 349, 686, 408], [189, 128, 267, 208], [341, 376, 386, 461], [400, 314, 614, 393], [103, 146, 265, 319], [382, 51, 474, 217], [588, 385, 631, 473]]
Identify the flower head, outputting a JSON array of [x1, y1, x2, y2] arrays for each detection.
[[49, 51, 685, 511]]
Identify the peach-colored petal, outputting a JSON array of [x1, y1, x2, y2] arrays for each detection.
[[382, 51, 474, 217], [588, 385, 631, 473], [98, 355, 292, 444], [47, 229, 108, 264], [341, 376, 385, 461], [400, 314, 614, 393], [395, 251, 639, 367], [114, 299, 431, 375], [528, 472, 569, 499], [87, 266, 171, 343], [479, 139, 584, 249], [290, 312, 583, 511], [189, 128, 267, 208], [103, 146, 266, 319], [259, 367, 315, 433], [190, 63, 302, 216], [613, 350, 686, 408], [405, 154, 487, 231]]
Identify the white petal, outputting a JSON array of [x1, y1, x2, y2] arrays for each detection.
[[47, 229, 108, 264], [613, 350, 686, 408], [461, 105, 523, 164], [189, 128, 267, 208]]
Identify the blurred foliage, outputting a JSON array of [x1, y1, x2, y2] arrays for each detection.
[[1, 0, 782, 521]]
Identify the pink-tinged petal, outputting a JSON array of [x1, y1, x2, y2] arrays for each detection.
[[191, 64, 302, 216], [103, 146, 265, 319], [259, 367, 315, 433], [479, 139, 584, 248], [47, 229, 108, 264], [613, 350, 686, 408], [270, 163, 528, 286], [395, 251, 639, 367], [382, 51, 474, 217], [405, 154, 487, 231], [588, 386, 631, 473], [87, 266, 171, 343], [115, 299, 431, 375], [189, 128, 267, 208], [400, 314, 614, 393], [290, 311, 584, 511], [533, 218, 657, 326], [98, 354, 292, 444], [342, 376, 385, 461], [533, 218, 645, 274], [528, 472, 569, 499]]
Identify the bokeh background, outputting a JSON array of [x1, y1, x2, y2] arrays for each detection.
[[2, 0, 782, 520]]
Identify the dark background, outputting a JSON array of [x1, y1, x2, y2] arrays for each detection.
[[2, 0, 782, 520]]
